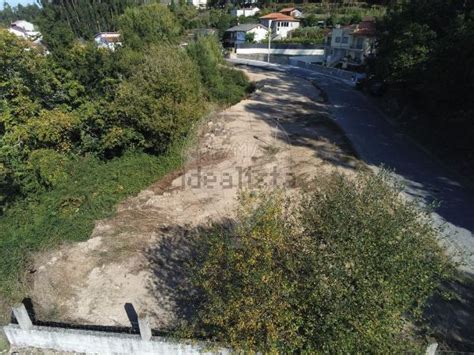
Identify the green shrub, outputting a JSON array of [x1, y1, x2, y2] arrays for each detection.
[[118, 3, 182, 49], [284, 27, 325, 45], [187, 36, 251, 104], [185, 171, 453, 352], [110, 45, 206, 155]]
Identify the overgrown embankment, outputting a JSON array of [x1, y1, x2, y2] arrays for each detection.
[[0, 3, 252, 320]]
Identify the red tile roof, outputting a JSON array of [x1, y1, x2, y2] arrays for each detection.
[[260, 12, 299, 21], [326, 20, 376, 37]]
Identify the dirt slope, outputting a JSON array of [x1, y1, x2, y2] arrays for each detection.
[[30, 67, 360, 329]]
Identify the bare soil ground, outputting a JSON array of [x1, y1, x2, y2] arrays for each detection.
[[29, 67, 362, 330]]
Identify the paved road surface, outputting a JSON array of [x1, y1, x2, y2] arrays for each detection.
[[229, 58, 474, 273]]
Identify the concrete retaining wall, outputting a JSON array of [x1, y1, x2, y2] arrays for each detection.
[[4, 303, 228, 354], [236, 53, 291, 65], [236, 47, 325, 56], [236, 44, 324, 56], [4, 324, 228, 354]]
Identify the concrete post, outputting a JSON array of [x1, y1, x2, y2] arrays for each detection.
[[425, 342, 438, 355], [12, 304, 33, 330], [138, 314, 152, 341]]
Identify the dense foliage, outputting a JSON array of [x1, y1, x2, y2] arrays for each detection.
[[187, 35, 251, 104], [119, 3, 182, 49], [0, 30, 205, 206], [375, 0, 474, 167], [38, 0, 154, 39], [186, 172, 452, 352]]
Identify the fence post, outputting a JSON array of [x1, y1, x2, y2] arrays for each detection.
[[12, 304, 33, 330], [425, 342, 438, 355], [138, 314, 152, 341]]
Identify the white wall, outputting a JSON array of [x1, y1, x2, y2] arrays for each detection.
[[283, 9, 302, 18], [9, 20, 41, 40], [188, 0, 207, 8], [330, 27, 351, 48], [231, 7, 260, 17], [249, 26, 268, 42], [229, 26, 267, 45], [291, 9, 303, 18], [272, 21, 300, 39], [268, 20, 300, 38], [12, 20, 35, 32], [236, 47, 324, 56], [4, 324, 229, 355]]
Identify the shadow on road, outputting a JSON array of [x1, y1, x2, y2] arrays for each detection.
[[425, 271, 474, 351]]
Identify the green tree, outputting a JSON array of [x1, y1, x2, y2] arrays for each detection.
[[37, 0, 151, 39], [109, 45, 205, 155], [244, 32, 255, 43], [187, 35, 250, 104], [118, 3, 182, 49], [0, 2, 41, 27], [375, 0, 474, 163]]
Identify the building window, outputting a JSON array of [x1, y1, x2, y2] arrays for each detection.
[[342, 36, 348, 44], [356, 37, 364, 49], [335, 36, 341, 43]]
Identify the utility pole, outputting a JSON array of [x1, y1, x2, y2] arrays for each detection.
[[267, 20, 272, 63]]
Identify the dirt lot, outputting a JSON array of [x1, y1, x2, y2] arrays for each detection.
[[30, 67, 361, 330]]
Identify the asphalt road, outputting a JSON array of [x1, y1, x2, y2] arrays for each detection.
[[229, 58, 474, 273]]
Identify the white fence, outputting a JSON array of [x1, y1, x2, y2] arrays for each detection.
[[4, 296, 440, 354], [4, 304, 228, 354]]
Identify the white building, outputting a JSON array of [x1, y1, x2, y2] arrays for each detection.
[[231, 7, 260, 18], [324, 18, 376, 67], [94, 32, 122, 51], [224, 23, 268, 47], [188, 0, 207, 9], [279, 7, 303, 19], [8, 20, 42, 42], [259, 13, 300, 40]]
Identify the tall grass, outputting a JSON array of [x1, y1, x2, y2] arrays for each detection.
[[0, 144, 184, 321]]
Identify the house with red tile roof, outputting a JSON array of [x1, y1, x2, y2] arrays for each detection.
[[259, 12, 300, 39], [324, 17, 376, 67]]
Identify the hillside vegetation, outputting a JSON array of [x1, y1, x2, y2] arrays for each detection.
[[0, 3, 251, 316]]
